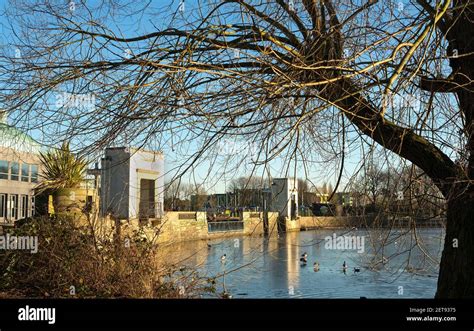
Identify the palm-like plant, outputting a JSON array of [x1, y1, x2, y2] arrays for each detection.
[[36, 141, 87, 193]]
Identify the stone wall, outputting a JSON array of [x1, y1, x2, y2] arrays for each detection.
[[169, 212, 207, 242], [101, 212, 203, 244], [299, 216, 364, 229], [285, 217, 301, 232], [267, 212, 279, 236], [242, 212, 264, 235], [90, 214, 435, 247], [95, 213, 366, 246], [109, 211, 281, 244], [242, 212, 279, 236]]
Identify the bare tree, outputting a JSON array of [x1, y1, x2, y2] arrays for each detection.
[[363, 165, 391, 210], [0, 0, 473, 297], [228, 176, 265, 208], [164, 180, 192, 211], [189, 183, 208, 211], [229, 176, 265, 191]]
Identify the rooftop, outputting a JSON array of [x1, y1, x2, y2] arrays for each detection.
[[0, 123, 42, 154]]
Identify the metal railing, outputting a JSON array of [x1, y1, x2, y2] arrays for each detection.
[[207, 220, 244, 233]]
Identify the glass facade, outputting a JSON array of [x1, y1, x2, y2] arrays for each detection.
[[0, 160, 38, 221], [0, 161, 39, 183], [0, 193, 35, 221], [0, 125, 41, 222]]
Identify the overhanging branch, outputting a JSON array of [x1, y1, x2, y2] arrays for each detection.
[[420, 77, 463, 93], [332, 80, 459, 195]]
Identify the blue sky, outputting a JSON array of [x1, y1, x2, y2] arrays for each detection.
[[0, 0, 454, 194]]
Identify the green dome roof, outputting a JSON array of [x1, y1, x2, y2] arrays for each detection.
[[0, 123, 42, 154]]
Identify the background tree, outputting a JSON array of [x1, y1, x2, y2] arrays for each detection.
[[164, 181, 191, 211], [394, 166, 446, 218], [229, 176, 265, 191], [229, 176, 265, 208], [297, 177, 309, 206], [189, 184, 208, 211]]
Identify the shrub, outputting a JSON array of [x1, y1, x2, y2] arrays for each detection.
[[36, 141, 86, 193], [0, 216, 215, 298]]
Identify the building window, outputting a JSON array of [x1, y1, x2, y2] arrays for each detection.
[[21, 164, 30, 182], [20, 195, 28, 219], [0, 161, 8, 180], [10, 162, 19, 181], [31, 165, 38, 183], [31, 196, 35, 217], [10, 194, 18, 220], [0, 194, 6, 219]]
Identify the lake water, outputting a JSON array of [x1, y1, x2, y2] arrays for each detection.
[[160, 228, 444, 298]]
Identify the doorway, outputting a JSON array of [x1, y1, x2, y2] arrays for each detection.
[[290, 195, 297, 220], [139, 179, 155, 219]]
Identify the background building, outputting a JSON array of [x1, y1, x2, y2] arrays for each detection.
[[271, 178, 298, 220], [101, 147, 164, 220], [0, 115, 42, 223]]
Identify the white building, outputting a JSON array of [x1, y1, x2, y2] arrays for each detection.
[[0, 114, 42, 223], [271, 178, 298, 220], [100, 147, 164, 220]]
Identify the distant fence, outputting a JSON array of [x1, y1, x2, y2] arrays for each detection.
[[207, 220, 244, 233]]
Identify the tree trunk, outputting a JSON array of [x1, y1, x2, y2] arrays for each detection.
[[435, 188, 474, 298], [436, 1, 474, 297]]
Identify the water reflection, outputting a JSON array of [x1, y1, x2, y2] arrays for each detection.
[[158, 228, 443, 298]]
